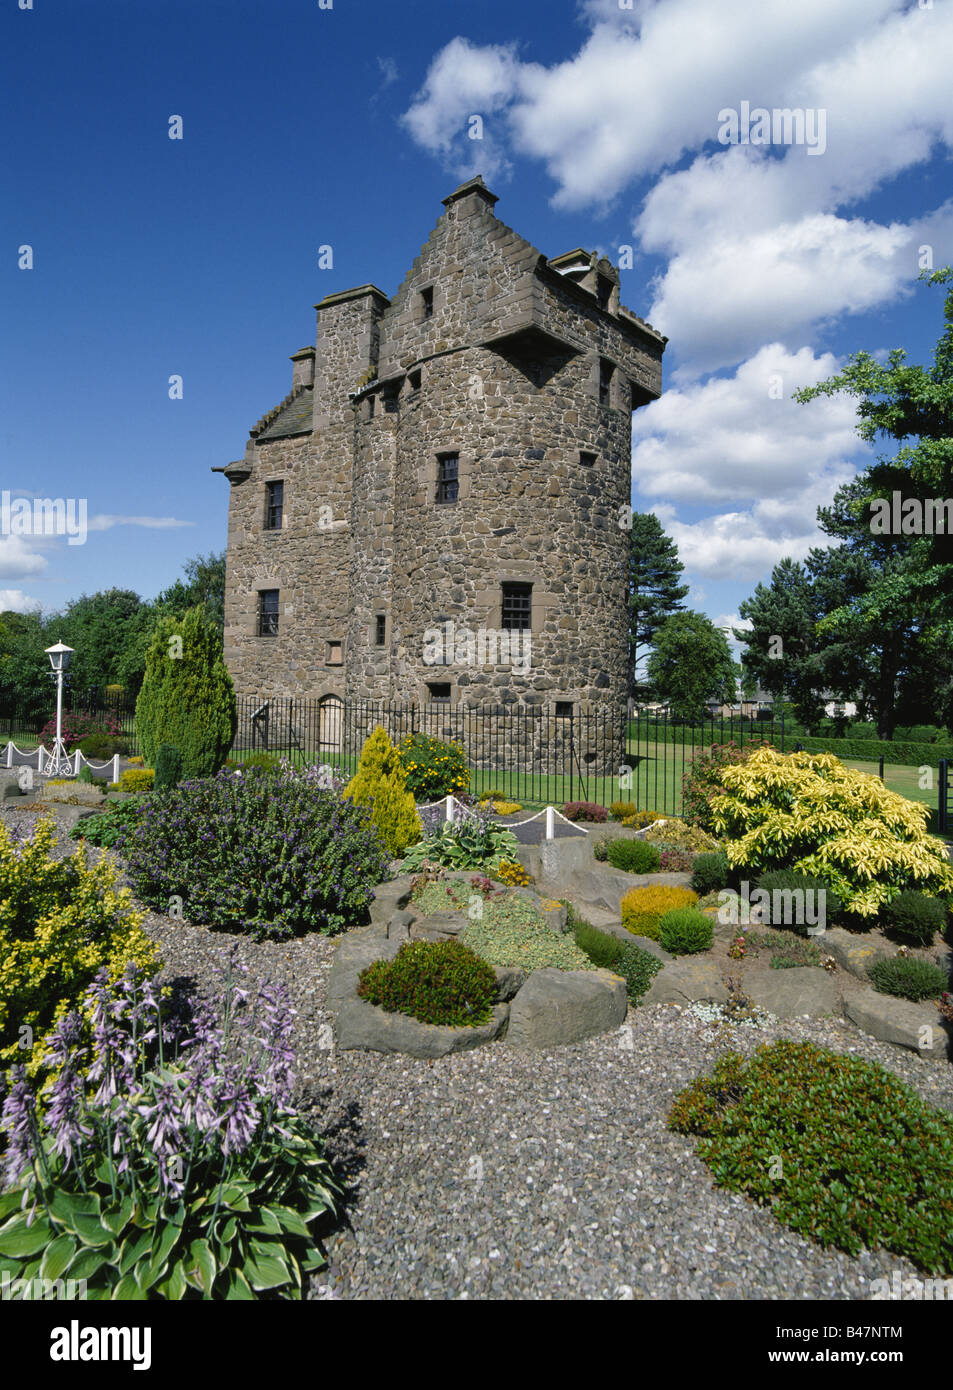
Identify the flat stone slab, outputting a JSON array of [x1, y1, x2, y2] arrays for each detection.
[[409, 910, 470, 941], [744, 966, 839, 1019], [824, 927, 885, 979], [845, 990, 948, 1056], [334, 997, 509, 1058], [642, 958, 728, 1006], [507, 968, 627, 1049], [326, 927, 403, 1006], [368, 874, 414, 927]]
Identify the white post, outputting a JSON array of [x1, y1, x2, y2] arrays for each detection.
[[112, 753, 120, 784], [73, 749, 81, 775], [545, 805, 555, 841], [37, 746, 45, 776], [445, 794, 455, 823], [5, 743, 11, 767]]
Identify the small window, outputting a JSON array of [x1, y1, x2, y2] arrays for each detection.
[[258, 590, 279, 637], [501, 581, 532, 632], [596, 275, 612, 311], [420, 286, 434, 320], [408, 369, 421, 393], [427, 681, 451, 703], [374, 614, 386, 646], [436, 452, 459, 504], [555, 702, 574, 719], [383, 385, 399, 414], [599, 358, 614, 406], [580, 450, 597, 467], [326, 641, 343, 665], [265, 481, 283, 531], [366, 394, 375, 420]]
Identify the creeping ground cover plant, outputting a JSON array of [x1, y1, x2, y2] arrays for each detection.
[[0, 958, 341, 1300]]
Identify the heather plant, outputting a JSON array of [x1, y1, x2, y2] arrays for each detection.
[[607, 838, 660, 874], [669, 1041, 953, 1273], [344, 727, 421, 857], [692, 851, 730, 896], [621, 884, 698, 940], [402, 802, 518, 872], [570, 911, 663, 1003], [135, 606, 237, 778], [358, 940, 497, 1027], [0, 960, 340, 1299], [658, 908, 714, 955], [562, 801, 608, 823], [396, 732, 469, 801], [0, 816, 158, 1077], [880, 891, 948, 946], [658, 847, 695, 872], [868, 957, 949, 1003], [115, 765, 390, 940], [710, 747, 953, 918]]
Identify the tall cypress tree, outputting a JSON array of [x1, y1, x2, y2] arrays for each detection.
[[134, 606, 236, 776], [628, 513, 689, 698]]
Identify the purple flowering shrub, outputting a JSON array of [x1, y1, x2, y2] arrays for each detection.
[[0, 958, 341, 1300], [115, 764, 391, 939]]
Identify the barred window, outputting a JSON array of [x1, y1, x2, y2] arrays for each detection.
[[427, 682, 451, 703], [501, 581, 532, 631], [265, 481, 283, 530], [436, 452, 459, 504], [258, 590, 279, 637]]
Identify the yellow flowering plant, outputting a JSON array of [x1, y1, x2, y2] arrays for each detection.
[[396, 732, 470, 801]]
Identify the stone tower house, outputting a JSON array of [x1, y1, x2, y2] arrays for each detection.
[[217, 177, 665, 738]]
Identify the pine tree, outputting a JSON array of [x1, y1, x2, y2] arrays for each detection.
[[134, 606, 236, 777], [343, 726, 422, 857], [628, 513, 689, 698]]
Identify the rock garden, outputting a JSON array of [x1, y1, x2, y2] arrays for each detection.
[[2, 702, 953, 1299]]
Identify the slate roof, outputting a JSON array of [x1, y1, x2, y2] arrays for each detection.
[[252, 385, 314, 441]]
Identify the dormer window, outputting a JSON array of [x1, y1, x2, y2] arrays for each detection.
[[596, 275, 612, 311]]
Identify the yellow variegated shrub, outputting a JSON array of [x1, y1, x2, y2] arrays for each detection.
[[709, 747, 953, 918], [0, 816, 159, 1076]]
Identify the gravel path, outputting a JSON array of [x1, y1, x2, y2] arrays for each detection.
[[10, 803, 953, 1301]]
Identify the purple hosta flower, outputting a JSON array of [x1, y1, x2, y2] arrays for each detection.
[[255, 982, 296, 1107], [1, 1066, 38, 1186], [137, 1076, 188, 1196], [85, 970, 136, 1105], [211, 1064, 260, 1156], [44, 1015, 92, 1168]]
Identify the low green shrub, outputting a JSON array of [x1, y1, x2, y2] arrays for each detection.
[[668, 1040, 953, 1272], [607, 839, 661, 874], [76, 733, 129, 759], [571, 911, 663, 1002], [755, 869, 843, 935], [76, 765, 96, 786], [621, 884, 698, 940], [69, 797, 148, 849], [593, 837, 610, 862], [880, 891, 947, 946], [868, 956, 949, 1002], [572, 917, 623, 970], [658, 908, 713, 955], [692, 850, 730, 896], [357, 939, 497, 1026]]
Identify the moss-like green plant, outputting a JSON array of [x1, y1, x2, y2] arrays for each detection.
[[358, 939, 497, 1026], [669, 1040, 953, 1273], [607, 839, 661, 874]]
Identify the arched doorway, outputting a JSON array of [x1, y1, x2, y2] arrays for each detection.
[[318, 694, 344, 753]]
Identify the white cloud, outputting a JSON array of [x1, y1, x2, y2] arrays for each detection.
[[0, 535, 48, 581], [663, 509, 829, 583], [0, 589, 42, 614], [631, 344, 863, 504], [85, 515, 193, 532]]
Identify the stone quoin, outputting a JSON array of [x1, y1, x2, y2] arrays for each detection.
[[216, 176, 666, 748]]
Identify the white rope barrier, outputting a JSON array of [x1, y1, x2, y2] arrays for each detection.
[[0, 742, 123, 782], [415, 794, 591, 841]]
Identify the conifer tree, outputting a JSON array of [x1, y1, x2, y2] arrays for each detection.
[[134, 606, 236, 776], [628, 513, 689, 698], [344, 726, 422, 857]]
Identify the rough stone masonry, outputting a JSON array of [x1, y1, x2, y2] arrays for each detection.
[[217, 176, 666, 756]]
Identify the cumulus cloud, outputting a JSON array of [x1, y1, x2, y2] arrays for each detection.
[[0, 589, 41, 614], [0, 535, 48, 581], [631, 344, 863, 504]]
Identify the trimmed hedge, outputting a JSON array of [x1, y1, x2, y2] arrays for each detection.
[[629, 718, 953, 768]]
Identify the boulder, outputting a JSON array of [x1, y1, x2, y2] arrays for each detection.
[[386, 908, 415, 941], [333, 997, 509, 1058], [408, 911, 469, 942], [824, 927, 885, 979], [641, 958, 728, 1006], [492, 965, 526, 1002], [744, 966, 839, 1019], [845, 990, 948, 1056], [506, 968, 627, 1048], [325, 928, 403, 1006], [368, 875, 414, 927]]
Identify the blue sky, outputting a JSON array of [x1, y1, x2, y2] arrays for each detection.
[[3, 0, 951, 649]]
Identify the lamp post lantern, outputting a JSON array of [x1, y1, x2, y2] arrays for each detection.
[[44, 641, 75, 777]]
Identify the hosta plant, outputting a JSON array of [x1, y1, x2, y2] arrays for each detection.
[[0, 960, 340, 1300], [709, 747, 953, 919], [401, 803, 518, 872]]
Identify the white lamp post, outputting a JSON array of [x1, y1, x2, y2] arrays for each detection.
[[44, 641, 75, 777]]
